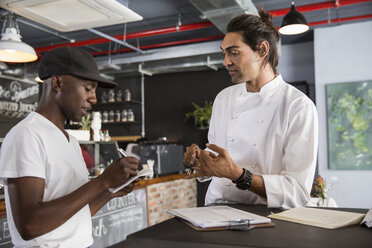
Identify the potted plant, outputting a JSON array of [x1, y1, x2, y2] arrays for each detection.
[[185, 101, 213, 129], [66, 114, 91, 141]]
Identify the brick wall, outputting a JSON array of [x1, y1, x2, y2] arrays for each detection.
[[146, 178, 196, 226]]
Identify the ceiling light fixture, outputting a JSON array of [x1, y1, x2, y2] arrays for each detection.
[[279, 2, 309, 35], [0, 12, 37, 63]]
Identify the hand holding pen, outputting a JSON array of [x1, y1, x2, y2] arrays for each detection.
[[184, 145, 201, 176]]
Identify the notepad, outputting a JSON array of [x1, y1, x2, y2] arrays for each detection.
[[268, 207, 365, 229], [108, 168, 153, 193], [168, 205, 272, 229]]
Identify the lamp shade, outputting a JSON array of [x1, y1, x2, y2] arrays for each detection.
[[0, 27, 37, 63], [279, 3, 309, 35]]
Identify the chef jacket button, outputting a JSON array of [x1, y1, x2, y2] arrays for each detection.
[[230, 138, 235, 142]]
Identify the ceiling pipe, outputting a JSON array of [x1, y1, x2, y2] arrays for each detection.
[[87, 28, 145, 54], [34, 21, 214, 53], [33, 1, 371, 56], [269, 0, 372, 17], [93, 12, 372, 57], [91, 35, 224, 56]]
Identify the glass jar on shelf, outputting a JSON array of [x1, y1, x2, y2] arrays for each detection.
[[101, 91, 108, 103], [121, 109, 127, 122], [124, 89, 131, 102], [115, 110, 121, 123], [108, 110, 115, 123], [108, 89, 115, 102], [101, 111, 108, 123], [116, 89, 123, 102], [127, 108, 134, 122]]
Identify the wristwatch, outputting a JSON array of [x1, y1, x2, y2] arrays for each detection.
[[232, 168, 253, 190]]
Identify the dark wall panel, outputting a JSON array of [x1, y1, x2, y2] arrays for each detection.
[[143, 69, 231, 147]]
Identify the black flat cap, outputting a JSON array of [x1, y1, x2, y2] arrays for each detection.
[[38, 46, 117, 88]]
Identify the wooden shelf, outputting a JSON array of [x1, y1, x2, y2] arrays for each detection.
[[110, 135, 142, 142], [102, 121, 141, 125], [94, 100, 141, 107]]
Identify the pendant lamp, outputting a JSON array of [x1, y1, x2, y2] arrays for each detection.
[[279, 2, 309, 35], [0, 12, 37, 63]]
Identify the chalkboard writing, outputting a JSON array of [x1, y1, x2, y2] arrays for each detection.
[[0, 189, 147, 248], [0, 75, 38, 119], [0, 218, 11, 248], [91, 188, 148, 248]]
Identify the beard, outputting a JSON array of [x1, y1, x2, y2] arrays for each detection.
[[230, 72, 245, 84]]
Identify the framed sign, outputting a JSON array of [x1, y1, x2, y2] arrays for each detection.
[[0, 75, 38, 119], [326, 80, 372, 170]]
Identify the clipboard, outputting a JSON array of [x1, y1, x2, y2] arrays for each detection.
[[168, 205, 275, 231], [178, 217, 276, 231]]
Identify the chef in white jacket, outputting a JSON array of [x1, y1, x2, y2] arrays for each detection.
[[184, 10, 318, 209]]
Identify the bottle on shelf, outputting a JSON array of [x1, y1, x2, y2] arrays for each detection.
[[91, 112, 102, 141], [116, 89, 123, 102], [104, 130, 111, 141], [101, 91, 108, 103], [99, 130, 104, 141], [115, 110, 121, 123], [108, 110, 115, 123], [124, 89, 131, 102], [108, 89, 115, 103], [121, 109, 127, 122], [102, 111, 108, 123], [127, 108, 134, 122]]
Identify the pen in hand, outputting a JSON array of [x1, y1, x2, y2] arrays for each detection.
[[117, 148, 128, 157], [186, 147, 198, 176]]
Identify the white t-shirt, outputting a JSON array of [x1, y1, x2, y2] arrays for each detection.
[[205, 75, 318, 209], [0, 112, 93, 248]]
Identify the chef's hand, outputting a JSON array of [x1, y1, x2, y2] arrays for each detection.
[[189, 144, 242, 181], [184, 144, 202, 170]]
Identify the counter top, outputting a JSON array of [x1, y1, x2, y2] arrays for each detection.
[[0, 173, 187, 219], [134, 173, 186, 188]]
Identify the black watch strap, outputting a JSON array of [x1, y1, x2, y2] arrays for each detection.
[[233, 168, 253, 190]]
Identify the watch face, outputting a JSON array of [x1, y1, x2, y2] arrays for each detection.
[[235, 169, 252, 190]]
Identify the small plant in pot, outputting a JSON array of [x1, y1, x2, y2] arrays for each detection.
[[185, 101, 213, 130]]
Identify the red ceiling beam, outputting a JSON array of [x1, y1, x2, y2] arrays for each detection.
[[33, 0, 371, 55], [88, 13, 372, 57], [34, 21, 214, 53], [269, 0, 372, 17], [308, 13, 372, 26]]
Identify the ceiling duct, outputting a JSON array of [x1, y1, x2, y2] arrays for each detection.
[[189, 0, 258, 34], [0, 0, 143, 32]]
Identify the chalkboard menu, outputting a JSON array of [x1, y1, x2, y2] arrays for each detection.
[[91, 188, 148, 248], [0, 75, 38, 119], [0, 217, 11, 248]]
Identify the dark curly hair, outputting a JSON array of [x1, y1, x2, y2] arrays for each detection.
[[226, 9, 280, 74]]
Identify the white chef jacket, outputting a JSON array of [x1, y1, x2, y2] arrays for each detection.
[[204, 74, 318, 209]]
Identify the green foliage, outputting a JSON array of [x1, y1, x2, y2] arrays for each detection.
[[79, 114, 91, 130], [327, 81, 372, 170], [185, 101, 213, 129]]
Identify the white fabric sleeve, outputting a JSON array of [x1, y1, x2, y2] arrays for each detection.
[[197, 96, 220, 183], [262, 100, 319, 208], [0, 127, 47, 185]]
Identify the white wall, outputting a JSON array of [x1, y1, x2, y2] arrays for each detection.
[[314, 21, 372, 208], [278, 41, 314, 84]]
